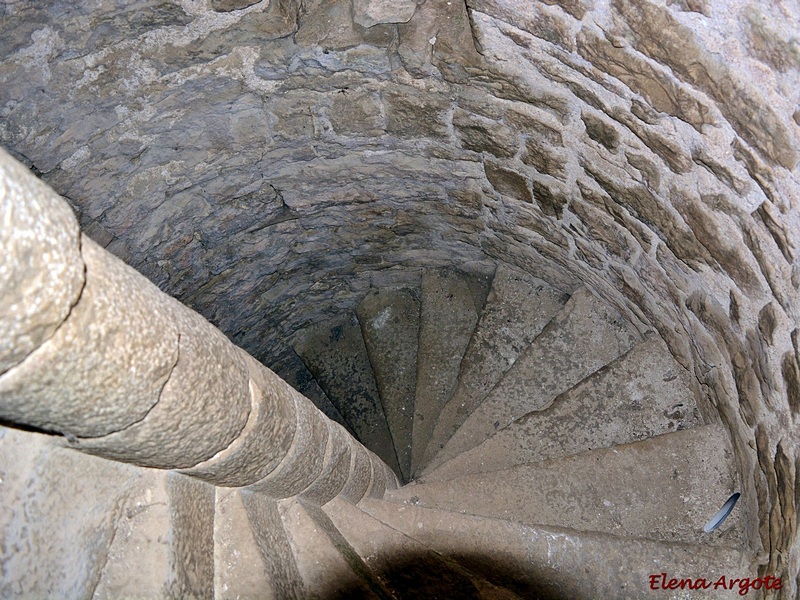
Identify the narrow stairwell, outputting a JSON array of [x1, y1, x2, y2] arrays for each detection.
[[279, 262, 755, 599]]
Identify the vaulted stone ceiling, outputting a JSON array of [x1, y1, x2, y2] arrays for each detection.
[[1, 0, 799, 590]]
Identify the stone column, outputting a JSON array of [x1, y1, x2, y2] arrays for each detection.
[[0, 147, 397, 501]]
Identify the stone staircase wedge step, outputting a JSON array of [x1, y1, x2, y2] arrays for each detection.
[[358, 499, 754, 600], [269, 348, 355, 436], [220, 490, 304, 599], [426, 334, 705, 481], [422, 264, 568, 475], [411, 267, 485, 477], [279, 498, 391, 599], [390, 424, 745, 546], [293, 313, 402, 477], [357, 286, 421, 483], [423, 287, 640, 474], [323, 496, 524, 599]]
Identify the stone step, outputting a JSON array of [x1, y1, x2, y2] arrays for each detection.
[[323, 496, 524, 599], [216, 490, 304, 599], [357, 287, 421, 483], [422, 264, 568, 475], [294, 313, 402, 477], [358, 499, 753, 600], [269, 348, 355, 436], [423, 287, 640, 473], [279, 498, 390, 599], [411, 268, 485, 476], [426, 334, 704, 481], [0, 426, 216, 599], [390, 424, 746, 546]]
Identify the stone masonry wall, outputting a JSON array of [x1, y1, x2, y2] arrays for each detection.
[[1, 0, 798, 595]]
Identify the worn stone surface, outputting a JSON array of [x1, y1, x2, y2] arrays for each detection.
[[0, 236, 178, 437], [280, 498, 384, 599], [413, 268, 482, 475], [1, 0, 799, 590], [214, 490, 279, 600], [394, 424, 744, 545], [340, 441, 375, 504], [301, 420, 353, 505], [353, 0, 417, 28], [269, 348, 354, 435], [182, 351, 296, 487], [425, 287, 640, 472], [240, 492, 306, 599], [246, 391, 329, 498], [427, 334, 705, 481], [294, 313, 402, 477], [360, 500, 752, 600], [71, 282, 251, 469], [357, 287, 420, 482], [426, 264, 568, 471], [0, 148, 84, 375], [0, 427, 138, 599], [324, 497, 511, 599]]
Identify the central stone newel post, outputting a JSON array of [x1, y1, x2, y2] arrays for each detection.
[[0, 147, 396, 502]]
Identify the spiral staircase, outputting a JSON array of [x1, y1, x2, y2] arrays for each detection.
[[254, 262, 750, 598], [1, 252, 757, 599]]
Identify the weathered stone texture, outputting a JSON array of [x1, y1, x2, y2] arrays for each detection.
[[0, 148, 84, 375]]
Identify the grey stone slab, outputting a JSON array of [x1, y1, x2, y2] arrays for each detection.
[[269, 348, 355, 436], [389, 424, 745, 545], [0, 236, 178, 437], [164, 474, 216, 600], [359, 499, 752, 600], [323, 497, 522, 599], [240, 492, 306, 600], [183, 350, 296, 487], [339, 441, 374, 504], [279, 498, 387, 599], [0, 426, 139, 599], [301, 420, 353, 505], [412, 268, 482, 476], [424, 264, 568, 474], [294, 313, 402, 478], [246, 390, 329, 499], [214, 490, 282, 600], [357, 286, 421, 482], [427, 334, 705, 481], [424, 287, 640, 473], [0, 147, 84, 375]]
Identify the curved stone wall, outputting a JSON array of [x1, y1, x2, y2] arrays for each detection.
[[1, 0, 798, 593]]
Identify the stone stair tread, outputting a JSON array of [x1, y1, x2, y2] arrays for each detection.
[[269, 348, 355, 436], [426, 335, 704, 481], [357, 286, 421, 483], [0, 426, 217, 599], [294, 313, 402, 477], [422, 264, 568, 476], [279, 497, 387, 599], [219, 490, 304, 599], [411, 267, 484, 476], [391, 424, 745, 546], [423, 287, 641, 473], [358, 499, 753, 600], [324, 496, 524, 599]]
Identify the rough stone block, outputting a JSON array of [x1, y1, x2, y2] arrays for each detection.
[[357, 287, 420, 482], [246, 391, 329, 499], [353, 0, 417, 27], [339, 440, 374, 504], [484, 162, 533, 202], [182, 351, 296, 487], [73, 285, 252, 469], [301, 420, 353, 505], [384, 86, 451, 139], [0, 236, 178, 437], [0, 148, 84, 375], [453, 108, 518, 158]]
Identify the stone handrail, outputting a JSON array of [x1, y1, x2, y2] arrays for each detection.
[[0, 147, 397, 503]]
